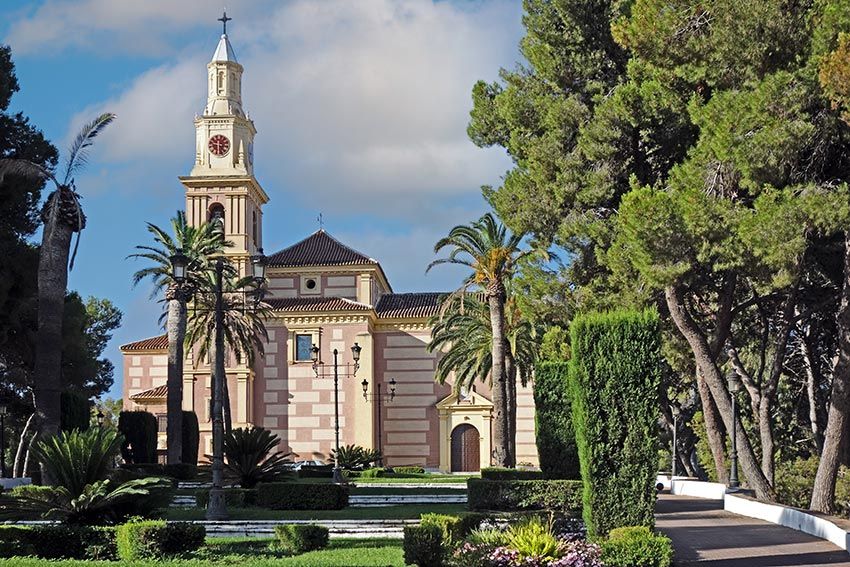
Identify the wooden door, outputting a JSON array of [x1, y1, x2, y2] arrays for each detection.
[[450, 424, 480, 472]]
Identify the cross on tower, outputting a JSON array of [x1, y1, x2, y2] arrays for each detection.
[[218, 10, 232, 35]]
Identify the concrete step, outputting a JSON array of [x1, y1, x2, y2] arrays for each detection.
[[192, 519, 418, 539]]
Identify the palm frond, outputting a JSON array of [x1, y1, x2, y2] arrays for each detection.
[[63, 113, 116, 184]]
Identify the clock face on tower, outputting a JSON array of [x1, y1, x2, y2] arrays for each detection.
[[208, 135, 230, 157]]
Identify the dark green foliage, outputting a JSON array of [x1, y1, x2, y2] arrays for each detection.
[[60, 391, 91, 432], [403, 524, 443, 567], [0, 525, 116, 560], [115, 520, 204, 560], [600, 526, 673, 567], [0, 526, 32, 558], [331, 444, 382, 470], [31, 427, 121, 495], [393, 466, 425, 475], [163, 463, 197, 481], [255, 482, 348, 510], [775, 457, 850, 515], [359, 467, 385, 478], [224, 426, 293, 488], [420, 513, 485, 546], [534, 362, 580, 479], [568, 310, 662, 536], [274, 524, 329, 554], [118, 411, 157, 464], [480, 467, 543, 480], [466, 479, 582, 512], [297, 464, 334, 478], [196, 488, 256, 508], [181, 410, 199, 465]]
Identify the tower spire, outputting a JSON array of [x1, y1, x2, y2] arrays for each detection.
[[218, 10, 232, 35]]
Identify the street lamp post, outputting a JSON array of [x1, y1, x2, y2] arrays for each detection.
[[726, 368, 742, 491], [0, 404, 7, 478], [670, 404, 678, 479], [362, 378, 396, 467], [312, 342, 362, 484]]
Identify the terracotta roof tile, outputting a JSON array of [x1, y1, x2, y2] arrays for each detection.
[[130, 384, 167, 401], [375, 292, 446, 319], [121, 334, 168, 351], [267, 296, 372, 312], [268, 230, 375, 267]]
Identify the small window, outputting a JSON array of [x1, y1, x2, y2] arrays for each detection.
[[156, 414, 167, 433], [305, 278, 317, 290], [295, 334, 313, 362]]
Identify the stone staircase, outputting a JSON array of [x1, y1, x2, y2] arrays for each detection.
[[171, 492, 467, 508], [194, 519, 418, 538]]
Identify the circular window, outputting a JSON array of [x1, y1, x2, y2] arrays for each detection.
[[305, 278, 317, 290]]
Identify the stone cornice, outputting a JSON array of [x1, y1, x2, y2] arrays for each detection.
[[268, 264, 392, 294], [179, 174, 269, 205]]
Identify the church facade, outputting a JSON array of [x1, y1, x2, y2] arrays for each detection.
[[120, 27, 539, 472]]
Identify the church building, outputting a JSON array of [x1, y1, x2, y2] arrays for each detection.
[[121, 24, 539, 472]]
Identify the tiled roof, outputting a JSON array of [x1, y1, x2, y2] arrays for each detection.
[[375, 292, 446, 319], [130, 385, 167, 401], [267, 230, 375, 268], [121, 334, 168, 351], [267, 297, 372, 312]]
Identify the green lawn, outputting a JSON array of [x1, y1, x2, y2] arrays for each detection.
[[0, 538, 405, 567], [166, 502, 467, 520]]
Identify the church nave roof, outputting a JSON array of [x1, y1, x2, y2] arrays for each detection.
[[267, 229, 377, 268]]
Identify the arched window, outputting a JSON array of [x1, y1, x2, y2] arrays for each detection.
[[217, 71, 225, 94], [209, 203, 225, 236], [252, 211, 258, 245]]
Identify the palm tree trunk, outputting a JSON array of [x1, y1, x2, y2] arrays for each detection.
[[505, 347, 517, 467], [487, 288, 510, 468], [811, 231, 850, 512], [165, 294, 187, 464], [34, 190, 77, 475]]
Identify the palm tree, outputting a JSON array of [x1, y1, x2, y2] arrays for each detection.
[[184, 269, 270, 435], [128, 212, 227, 464], [0, 113, 115, 451], [428, 293, 538, 463], [427, 212, 532, 467]]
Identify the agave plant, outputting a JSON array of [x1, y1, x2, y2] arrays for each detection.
[[331, 444, 382, 470], [223, 426, 292, 488]]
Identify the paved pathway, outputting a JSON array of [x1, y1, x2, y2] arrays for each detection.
[[655, 494, 850, 566]]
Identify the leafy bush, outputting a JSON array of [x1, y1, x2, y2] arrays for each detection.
[[255, 482, 348, 510], [775, 456, 850, 514], [0, 526, 33, 558], [467, 479, 582, 512], [116, 520, 205, 560], [505, 517, 560, 563], [393, 466, 425, 474], [274, 524, 329, 554], [196, 488, 256, 508], [600, 526, 673, 567], [181, 411, 200, 465], [118, 411, 158, 464], [331, 444, 382, 470], [297, 464, 334, 478], [224, 426, 293, 488], [60, 391, 91, 433], [164, 463, 198, 481], [420, 513, 485, 546], [9, 484, 57, 502], [481, 467, 543, 480], [534, 362, 580, 479], [467, 528, 510, 547], [403, 524, 444, 567], [569, 309, 661, 536], [359, 467, 385, 478], [0, 525, 117, 560], [31, 427, 122, 496]]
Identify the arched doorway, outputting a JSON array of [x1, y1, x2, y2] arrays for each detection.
[[451, 424, 480, 472]]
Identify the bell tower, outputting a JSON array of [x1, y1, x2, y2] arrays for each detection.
[[179, 11, 268, 271]]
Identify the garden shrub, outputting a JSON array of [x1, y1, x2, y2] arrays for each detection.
[[116, 520, 205, 560], [60, 390, 91, 433], [298, 465, 334, 478], [0, 526, 33, 558], [403, 524, 443, 567], [118, 410, 158, 464], [775, 456, 850, 514], [196, 487, 257, 508], [255, 482, 348, 510], [274, 524, 329, 554], [480, 467, 543, 480], [224, 426, 293, 488], [0, 525, 117, 560], [506, 517, 561, 563], [359, 467, 385, 478], [420, 513, 485, 545], [164, 463, 198, 481], [569, 309, 662, 536], [534, 361, 580, 479], [600, 526, 673, 567], [9, 484, 57, 502], [181, 410, 200, 465], [393, 466, 425, 475], [467, 479, 582, 512]]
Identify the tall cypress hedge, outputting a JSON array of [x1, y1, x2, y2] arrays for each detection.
[[534, 362, 579, 479], [181, 411, 200, 465], [118, 411, 158, 464], [60, 391, 91, 432], [568, 309, 662, 537]]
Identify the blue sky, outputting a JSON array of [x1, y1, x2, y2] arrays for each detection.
[[1, 0, 525, 399]]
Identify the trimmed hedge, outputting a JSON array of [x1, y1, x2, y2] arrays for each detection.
[[534, 362, 580, 479], [600, 526, 673, 567], [467, 479, 582, 512], [255, 482, 348, 510], [297, 465, 334, 478], [196, 488, 256, 508], [420, 513, 484, 546], [274, 524, 329, 554], [116, 521, 205, 560], [0, 525, 116, 560], [181, 411, 200, 465], [480, 467, 542, 481], [569, 309, 662, 537], [118, 410, 158, 464], [403, 524, 443, 567], [393, 466, 425, 475], [60, 391, 91, 433]]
